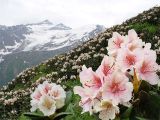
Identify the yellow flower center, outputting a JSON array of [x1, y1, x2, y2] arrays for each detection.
[[43, 97, 54, 109]]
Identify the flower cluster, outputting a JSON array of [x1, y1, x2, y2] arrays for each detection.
[[108, 29, 159, 85], [74, 29, 159, 120], [30, 81, 66, 116]]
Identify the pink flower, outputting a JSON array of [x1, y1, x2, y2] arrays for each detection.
[[102, 71, 133, 105], [31, 88, 42, 101], [107, 32, 124, 57], [74, 29, 160, 119], [30, 85, 43, 112], [133, 45, 159, 85], [116, 48, 141, 72], [31, 81, 53, 102], [128, 29, 139, 42], [74, 65, 104, 115], [80, 65, 102, 91], [37, 81, 53, 94], [96, 56, 115, 81], [143, 44, 157, 61], [74, 86, 95, 114], [135, 58, 159, 85], [123, 29, 144, 51]]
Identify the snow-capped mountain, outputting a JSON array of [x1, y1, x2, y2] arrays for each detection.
[[0, 20, 105, 56], [0, 20, 105, 85]]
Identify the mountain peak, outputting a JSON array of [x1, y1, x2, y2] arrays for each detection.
[[40, 20, 53, 25], [27, 19, 53, 26], [50, 23, 72, 30]]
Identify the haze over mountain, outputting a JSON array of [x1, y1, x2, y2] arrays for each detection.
[[0, 20, 105, 85]]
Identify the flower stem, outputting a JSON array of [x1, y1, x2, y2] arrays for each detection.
[[132, 69, 141, 93]]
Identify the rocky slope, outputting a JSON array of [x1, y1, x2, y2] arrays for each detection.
[[0, 21, 105, 85], [0, 6, 160, 120]]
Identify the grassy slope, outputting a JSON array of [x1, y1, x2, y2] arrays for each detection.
[[0, 6, 160, 120]]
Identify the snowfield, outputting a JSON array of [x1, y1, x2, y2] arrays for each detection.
[[0, 20, 105, 55]]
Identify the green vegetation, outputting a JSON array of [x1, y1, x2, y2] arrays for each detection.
[[129, 22, 160, 49], [130, 22, 158, 34]]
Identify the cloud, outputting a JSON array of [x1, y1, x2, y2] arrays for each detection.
[[0, 0, 159, 28]]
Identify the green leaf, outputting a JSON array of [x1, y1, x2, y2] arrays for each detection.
[[65, 103, 75, 114], [64, 102, 97, 120], [53, 112, 72, 120], [139, 80, 151, 92], [65, 91, 73, 106], [23, 112, 44, 117], [137, 91, 160, 119], [121, 106, 133, 119], [23, 112, 49, 120], [136, 116, 148, 120], [18, 114, 31, 120], [149, 91, 160, 106], [149, 91, 160, 110]]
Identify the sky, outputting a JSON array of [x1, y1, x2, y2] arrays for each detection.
[[0, 0, 160, 28]]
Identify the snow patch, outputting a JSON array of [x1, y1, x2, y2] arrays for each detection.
[[0, 56, 4, 63], [23, 24, 101, 51]]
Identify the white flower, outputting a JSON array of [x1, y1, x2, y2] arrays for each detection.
[[55, 99, 65, 109], [48, 85, 66, 109], [94, 100, 119, 120], [30, 99, 39, 112], [38, 95, 56, 116], [158, 81, 160, 87], [99, 106, 119, 120], [48, 84, 66, 109], [70, 75, 76, 79], [30, 81, 66, 116]]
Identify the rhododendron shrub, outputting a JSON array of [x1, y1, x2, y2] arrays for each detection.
[[74, 29, 160, 120]]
